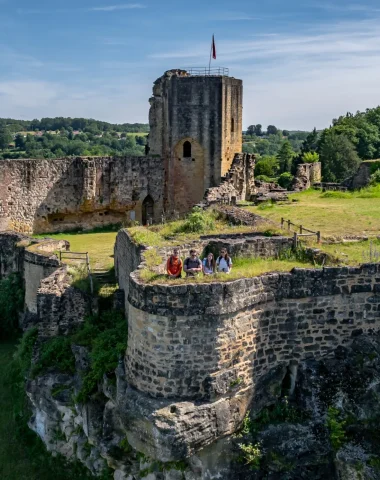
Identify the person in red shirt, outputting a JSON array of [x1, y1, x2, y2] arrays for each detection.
[[166, 248, 182, 279]]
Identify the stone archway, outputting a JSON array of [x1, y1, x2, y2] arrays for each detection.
[[142, 195, 154, 225]]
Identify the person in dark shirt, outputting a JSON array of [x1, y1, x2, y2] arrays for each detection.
[[183, 249, 202, 277]]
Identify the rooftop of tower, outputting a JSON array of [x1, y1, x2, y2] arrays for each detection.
[[165, 67, 230, 77]]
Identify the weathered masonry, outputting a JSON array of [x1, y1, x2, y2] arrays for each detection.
[[0, 156, 164, 233], [114, 230, 380, 459], [148, 69, 243, 215]]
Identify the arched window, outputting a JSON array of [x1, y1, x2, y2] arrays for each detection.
[[231, 118, 235, 133], [183, 141, 192, 158]]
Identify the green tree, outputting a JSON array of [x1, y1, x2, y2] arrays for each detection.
[[255, 156, 279, 177], [319, 131, 360, 182], [0, 127, 12, 150], [267, 125, 278, 135], [15, 134, 26, 150], [277, 140, 295, 173], [282, 129, 290, 137], [246, 125, 255, 136], [254, 124, 263, 136]]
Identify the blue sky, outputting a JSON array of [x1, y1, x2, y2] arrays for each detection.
[[1, 0, 380, 129]]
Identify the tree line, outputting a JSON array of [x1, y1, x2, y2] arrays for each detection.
[[0, 117, 149, 134], [0, 129, 147, 159], [246, 107, 380, 188]]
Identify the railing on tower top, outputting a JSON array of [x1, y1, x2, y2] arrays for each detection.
[[185, 67, 229, 76]]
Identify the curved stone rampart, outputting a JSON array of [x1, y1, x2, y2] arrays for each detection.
[[125, 263, 380, 400], [115, 230, 380, 401]]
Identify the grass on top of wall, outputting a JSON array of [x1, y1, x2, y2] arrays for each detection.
[[244, 187, 380, 239], [128, 211, 283, 248], [141, 253, 320, 285]]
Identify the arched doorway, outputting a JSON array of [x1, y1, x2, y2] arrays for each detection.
[[142, 195, 154, 225]]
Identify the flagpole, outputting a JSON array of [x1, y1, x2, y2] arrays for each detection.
[[208, 35, 213, 75]]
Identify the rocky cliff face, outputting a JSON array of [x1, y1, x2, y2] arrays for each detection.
[[26, 328, 380, 480]]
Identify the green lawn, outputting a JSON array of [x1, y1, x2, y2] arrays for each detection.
[[0, 342, 94, 480], [245, 188, 380, 239], [34, 230, 118, 270]]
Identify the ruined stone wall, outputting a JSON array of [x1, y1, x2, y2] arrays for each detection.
[[0, 231, 27, 278], [345, 160, 380, 189], [0, 156, 164, 234], [125, 262, 380, 400], [292, 162, 322, 191], [149, 70, 243, 215], [204, 153, 256, 204]]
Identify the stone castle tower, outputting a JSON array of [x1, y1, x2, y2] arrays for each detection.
[[148, 69, 243, 215]]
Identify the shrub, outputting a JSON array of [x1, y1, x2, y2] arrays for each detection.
[[255, 156, 279, 177], [302, 151, 319, 163], [370, 169, 380, 185], [326, 407, 346, 451], [278, 172, 294, 190], [74, 311, 127, 403], [255, 175, 275, 183], [239, 442, 262, 470], [32, 337, 75, 377], [0, 273, 25, 339], [174, 207, 215, 234]]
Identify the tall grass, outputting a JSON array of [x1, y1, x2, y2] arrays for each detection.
[[321, 184, 380, 199]]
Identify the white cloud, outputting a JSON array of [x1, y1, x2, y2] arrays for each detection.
[[89, 4, 146, 11]]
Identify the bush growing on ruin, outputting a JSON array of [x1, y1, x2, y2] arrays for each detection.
[[302, 151, 319, 163], [175, 207, 215, 234]]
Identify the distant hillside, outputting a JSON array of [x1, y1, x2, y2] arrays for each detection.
[[0, 117, 149, 134]]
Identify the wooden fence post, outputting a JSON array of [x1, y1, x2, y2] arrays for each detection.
[[293, 232, 298, 249], [281, 218, 284, 229], [287, 220, 291, 231], [317, 231, 321, 244], [300, 225, 303, 234]]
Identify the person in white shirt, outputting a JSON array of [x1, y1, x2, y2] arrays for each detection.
[[216, 248, 232, 273], [202, 252, 215, 275]]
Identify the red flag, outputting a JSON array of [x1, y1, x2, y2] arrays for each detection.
[[212, 35, 216, 59]]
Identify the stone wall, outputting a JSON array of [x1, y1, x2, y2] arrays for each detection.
[[0, 231, 27, 278], [148, 70, 243, 215], [292, 162, 322, 191], [124, 260, 380, 400], [204, 153, 256, 204], [0, 156, 164, 233], [36, 267, 90, 337], [344, 159, 380, 189]]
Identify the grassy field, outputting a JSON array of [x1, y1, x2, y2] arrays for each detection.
[[34, 229, 118, 270], [245, 188, 380, 239], [0, 342, 94, 480], [318, 238, 380, 265]]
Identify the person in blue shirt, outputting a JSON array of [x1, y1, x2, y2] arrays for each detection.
[[202, 252, 215, 275]]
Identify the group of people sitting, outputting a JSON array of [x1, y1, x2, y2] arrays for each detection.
[[166, 248, 233, 278]]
